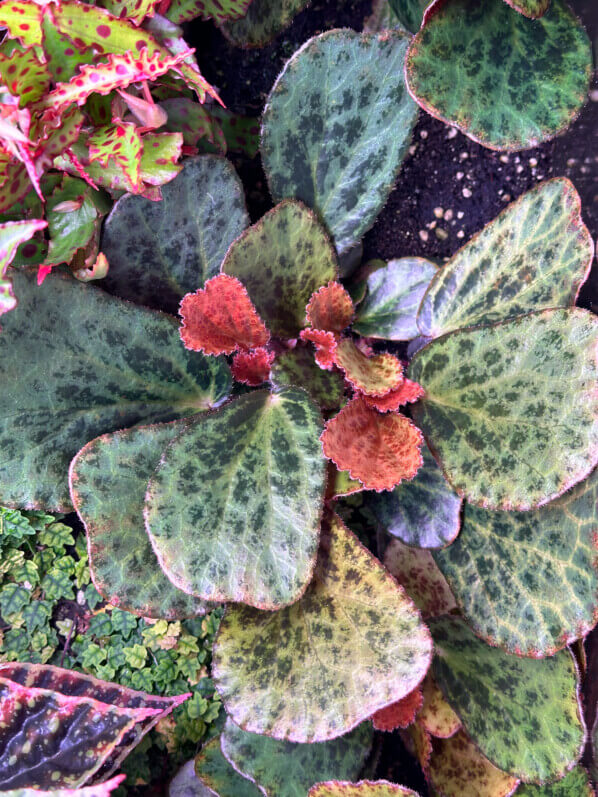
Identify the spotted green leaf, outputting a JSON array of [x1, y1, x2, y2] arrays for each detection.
[[405, 0, 592, 151], [0, 270, 231, 511], [221, 200, 337, 337], [309, 783, 420, 797], [0, 43, 50, 106], [365, 446, 462, 547], [409, 309, 598, 510], [261, 29, 418, 254], [353, 257, 438, 341], [417, 180, 594, 338], [515, 766, 593, 795], [270, 346, 345, 410], [434, 467, 598, 656], [212, 513, 432, 742], [101, 156, 248, 314], [70, 421, 208, 621], [388, 0, 430, 32], [503, 0, 550, 19], [430, 616, 585, 783], [166, 0, 252, 24], [221, 0, 309, 47], [145, 389, 325, 609], [220, 718, 373, 797], [195, 736, 262, 797]]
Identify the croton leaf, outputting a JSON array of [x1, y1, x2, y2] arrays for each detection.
[[405, 0, 592, 150], [334, 339, 403, 397], [502, 0, 550, 19], [366, 446, 462, 547], [220, 717, 373, 796], [388, 0, 430, 32], [384, 539, 457, 619], [88, 123, 142, 192], [159, 98, 226, 151], [145, 389, 325, 608], [353, 258, 438, 341], [139, 132, 183, 186], [195, 736, 262, 797], [261, 29, 417, 254], [270, 347, 345, 410], [515, 766, 593, 795], [41, 19, 92, 83], [428, 730, 520, 797], [308, 782, 421, 797], [99, 0, 161, 25], [362, 380, 424, 412], [417, 180, 594, 338], [300, 328, 338, 370], [222, 200, 337, 338], [0, 45, 50, 106], [0, 0, 43, 47], [212, 513, 432, 742], [0, 219, 46, 319], [306, 282, 354, 334], [430, 616, 585, 782], [417, 674, 461, 739], [0, 663, 186, 789], [208, 106, 260, 157], [434, 466, 598, 656], [2, 774, 126, 796], [221, 0, 310, 48], [409, 309, 598, 511], [371, 688, 423, 731], [0, 269, 231, 510], [231, 348, 274, 386], [69, 421, 208, 620], [166, 0, 252, 24], [43, 177, 107, 268], [179, 275, 270, 356], [321, 398, 423, 492]]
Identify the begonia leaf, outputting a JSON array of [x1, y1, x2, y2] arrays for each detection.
[[365, 446, 462, 547], [231, 348, 274, 386], [221, 0, 309, 47], [261, 29, 417, 254], [300, 328, 338, 370], [354, 258, 438, 341], [0, 0, 43, 48], [308, 782, 420, 797], [145, 389, 325, 609], [417, 674, 461, 739], [0, 46, 50, 106], [428, 730, 520, 797], [222, 200, 337, 338], [383, 539, 457, 618], [212, 513, 432, 742], [334, 339, 403, 397], [70, 421, 208, 620], [409, 309, 598, 511], [166, 0, 252, 24], [503, 0, 549, 17], [434, 466, 598, 656], [515, 766, 593, 795], [195, 736, 262, 797], [0, 269, 231, 511], [362, 380, 424, 412], [179, 274, 270, 356], [270, 347, 345, 410], [417, 180, 594, 338], [430, 616, 585, 782], [372, 688, 423, 731], [405, 0, 592, 151], [43, 177, 104, 268], [220, 717, 373, 796], [306, 282, 354, 334], [321, 398, 423, 492], [88, 123, 143, 192], [99, 0, 161, 25], [388, 0, 430, 32], [2, 774, 126, 796]]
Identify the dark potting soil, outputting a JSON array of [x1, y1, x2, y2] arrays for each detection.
[[188, 0, 597, 791]]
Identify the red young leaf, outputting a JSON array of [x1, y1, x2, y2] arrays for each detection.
[[334, 338, 403, 397], [300, 327, 338, 370], [231, 347, 275, 386], [372, 687, 424, 731], [321, 397, 423, 491], [179, 274, 270, 355], [306, 280, 354, 333], [363, 379, 425, 412]]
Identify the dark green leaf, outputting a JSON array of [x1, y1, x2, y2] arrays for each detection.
[[221, 0, 310, 47], [270, 346, 345, 410]]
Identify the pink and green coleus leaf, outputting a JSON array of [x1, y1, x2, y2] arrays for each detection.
[[207, 106, 260, 157], [0, 45, 51, 107], [69, 420, 209, 621], [137, 131, 183, 186], [0, 218, 46, 318], [166, 0, 253, 25], [222, 200, 338, 338], [384, 539, 457, 619], [409, 309, 598, 511], [221, 0, 310, 48], [430, 616, 585, 782], [1, 774, 126, 796], [405, 0, 591, 151], [144, 388, 325, 608], [212, 513, 432, 742], [270, 346, 345, 410], [417, 180, 594, 339], [195, 736, 262, 797], [308, 782, 421, 797], [100, 156, 248, 314], [220, 717, 373, 796], [0, 269, 231, 511]]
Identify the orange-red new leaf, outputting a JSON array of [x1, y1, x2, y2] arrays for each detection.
[[334, 338, 403, 397], [372, 687, 423, 731], [305, 280, 354, 333], [363, 379, 425, 412], [231, 347, 275, 386], [300, 328, 338, 370]]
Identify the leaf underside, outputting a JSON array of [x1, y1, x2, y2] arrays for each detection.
[[384, 539, 457, 619], [417, 673, 462, 739]]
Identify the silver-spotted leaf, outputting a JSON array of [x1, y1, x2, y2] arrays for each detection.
[[308, 783, 420, 797], [0, 270, 231, 511], [434, 466, 598, 656], [353, 257, 438, 341], [212, 513, 432, 742], [366, 446, 462, 547], [101, 156, 249, 314], [195, 736, 262, 797], [145, 389, 325, 609], [221, 717, 373, 796], [221, 0, 309, 47], [430, 616, 585, 782], [405, 0, 592, 151], [221, 200, 337, 337], [417, 180, 594, 338], [70, 421, 208, 620], [515, 766, 593, 795], [270, 346, 345, 410], [261, 29, 418, 254], [408, 309, 598, 510]]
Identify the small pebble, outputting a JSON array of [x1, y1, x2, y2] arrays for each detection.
[[419, 230, 429, 242], [457, 211, 464, 219], [420, 130, 428, 139], [529, 157, 538, 167], [434, 207, 444, 218], [456, 171, 464, 180], [444, 209, 453, 221], [435, 228, 449, 241], [447, 127, 458, 139], [462, 187, 472, 198], [457, 230, 465, 238]]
